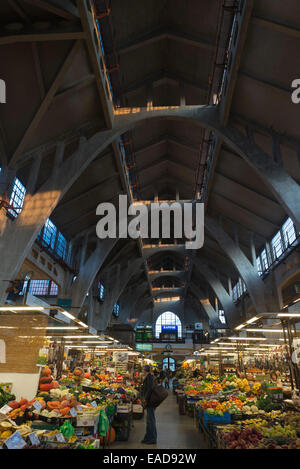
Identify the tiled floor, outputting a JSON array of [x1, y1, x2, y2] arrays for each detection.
[[113, 393, 208, 449]]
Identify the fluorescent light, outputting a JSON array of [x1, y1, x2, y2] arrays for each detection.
[[228, 336, 267, 341], [280, 312, 300, 319], [61, 310, 76, 320], [83, 341, 108, 344], [65, 345, 89, 348], [235, 324, 246, 330], [44, 327, 79, 330], [246, 316, 259, 324], [54, 335, 99, 339], [244, 328, 282, 333], [78, 321, 88, 328], [216, 342, 237, 346], [0, 306, 44, 311]]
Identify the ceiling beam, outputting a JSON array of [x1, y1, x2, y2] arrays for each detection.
[[214, 170, 282, 208], [204, 0, 254, 205], [10, 40, 82, 166], [117, 27, 215, 55], [0, 30, 85, 45], [134, 134, 200, 158], [252, 15, 300, 39], [123, 70, 208, 96], [140, 176, 192, 197], [210, 191, 280, 230], [31, 43, 45, 100], [23, 0, 79, 20], [8, 0, 31, 22], [53, 74, 96, 101], [239, 70, 291, 95], [54, 174, 120, 213], [232, 113, 300, 150], [137, 156, 194, 178]]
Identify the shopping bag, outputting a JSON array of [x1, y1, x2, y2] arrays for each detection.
[[148, 384, 168, 408]]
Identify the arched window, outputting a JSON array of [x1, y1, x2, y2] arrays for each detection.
[[162, 357, 175, 371], [155, 311, 182, 338]]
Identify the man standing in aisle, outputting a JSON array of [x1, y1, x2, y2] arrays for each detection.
[[141, 365, 157, 445]]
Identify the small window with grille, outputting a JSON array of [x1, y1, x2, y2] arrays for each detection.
[[8, 177, 26, 218]]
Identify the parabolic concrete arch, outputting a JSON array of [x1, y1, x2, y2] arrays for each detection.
[[1, 104, 300, 304]]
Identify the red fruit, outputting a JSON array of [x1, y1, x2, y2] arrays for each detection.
[[19, 398, 28, 406], [9, 401, 19, 410]]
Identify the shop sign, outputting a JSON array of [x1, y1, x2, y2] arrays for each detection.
[[5, 431, 26, 449], [0, 404, 11, 415], [56, 433, 65, 443], [70, 407, 77, 417], [28, 432, 40, 447], [33, 400, 42, 411], [57, 299, 72, 311]]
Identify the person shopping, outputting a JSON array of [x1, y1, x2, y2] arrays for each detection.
[[141, 365, 157, 445]]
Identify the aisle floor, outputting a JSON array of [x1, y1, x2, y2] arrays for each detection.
[[113, 393, 208, 449]]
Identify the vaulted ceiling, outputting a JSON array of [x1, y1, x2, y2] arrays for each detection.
[[0, 0, 299, 326]]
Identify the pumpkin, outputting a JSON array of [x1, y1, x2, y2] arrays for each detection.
[[52, 381, 59, 389], [60, 407, 71, 416], [85, 372, 91, 379], [100, 427, 116, 445], [19, 398, 28, 406], [39, 377, 53, 385], [47, 401, 61, 410], [73, 368, 83, 377], [39, 383, 53, 392], [41, 367, 51, 377], [8, 401, 19, 410]]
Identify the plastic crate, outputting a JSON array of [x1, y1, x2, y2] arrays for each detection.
[[202, 411, 231, 428]]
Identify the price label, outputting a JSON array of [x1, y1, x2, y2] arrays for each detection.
[[0, 404, 11, 415], [56, 433, 65, 443], [28, 432, 40, 447], [70, 407, 77, 417], [33, 400, 42, 411], [91, 401, 97, 407], [5, 431, 27, 449], [77, 405, 82, 411]]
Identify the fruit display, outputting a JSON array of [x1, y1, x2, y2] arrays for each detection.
[[0, 386, 16, 407], [185, 369, 300, 450]]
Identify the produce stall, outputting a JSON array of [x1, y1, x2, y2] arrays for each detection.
[[174, 369, 300, 449], [0, 363, 144, 449]]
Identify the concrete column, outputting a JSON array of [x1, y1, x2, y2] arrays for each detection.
[[193, 257, 239, 327], [68, 237, 118, 313], [0, 167, 16, 235], [205, 216, 267, 313], [90, 259, 143, 332], [118, 282, 148, 323], [26, 155, 42, 195], [249, 231, 257, 269], [228, 277, 233, 298], [190, 282, 219, 325]]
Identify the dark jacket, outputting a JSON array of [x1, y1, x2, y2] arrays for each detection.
[[141, 373, 154, 406]]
